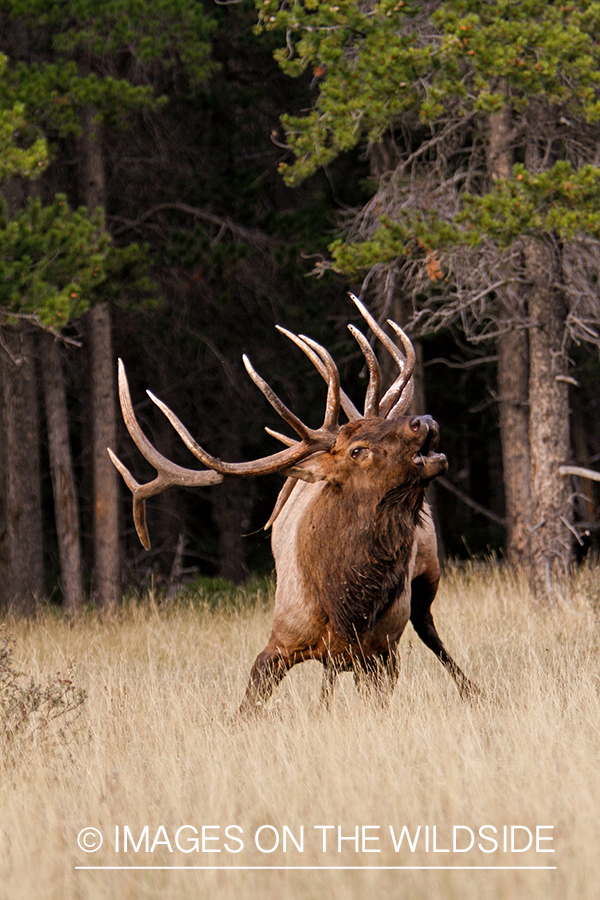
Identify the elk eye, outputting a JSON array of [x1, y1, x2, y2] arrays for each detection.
[[410, 418, 421, 432], [350, 447, 369, 461]]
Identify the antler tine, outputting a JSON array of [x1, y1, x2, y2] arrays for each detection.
[[276, 326, 361, 422], [347, 324, 381, 419], [349, 292, 416, 420], [349, 292, 405, 366], [388, 318, 416, 373], [106, 448, 167, 552], [149, 387, 315, 475], [242, 354, 313, 441], [386, 374, 415, 417], [265, 427, 296, 447], [297, 334, 340, 430], [384, 320, 416, 417], [264, 476, 298, 530], [111, 360, 225, 549]]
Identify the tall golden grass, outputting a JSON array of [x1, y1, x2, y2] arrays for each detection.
[[1, 563, 599, 900]]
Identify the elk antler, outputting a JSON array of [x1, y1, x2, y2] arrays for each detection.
[[347, 324, 381, 419], [348, 293, 415, 418], [108, 361, 225, 550], [109, 351, 340, 549]]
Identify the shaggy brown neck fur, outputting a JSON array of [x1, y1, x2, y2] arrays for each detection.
[[298, 478, 426, 643]]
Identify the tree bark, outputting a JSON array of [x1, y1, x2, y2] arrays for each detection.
[[0, 325, 44, 614], [39, 332, 83, 616], [89, 303, 120, 609], [526, 239, 573, 598], [488, 101, 532, 563]]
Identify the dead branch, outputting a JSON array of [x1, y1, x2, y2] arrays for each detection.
[[437, 476, 507, 527], [559, 465, 600, 484], [108, 203, 277, 249]]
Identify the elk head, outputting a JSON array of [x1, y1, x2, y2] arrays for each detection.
[[284, 414, 447, 492]]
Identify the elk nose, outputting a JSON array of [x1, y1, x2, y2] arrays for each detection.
[[409, 415, 432, 432], [409, 415, 439, 443]]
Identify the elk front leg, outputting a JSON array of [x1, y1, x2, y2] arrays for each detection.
[[410, 574, 479, 699], [353, 648, 400, 705], [320, 659, 338, 709], [239, 642, 295, 715]]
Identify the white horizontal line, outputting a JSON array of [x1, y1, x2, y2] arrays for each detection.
[[75, 865, 557, 871]]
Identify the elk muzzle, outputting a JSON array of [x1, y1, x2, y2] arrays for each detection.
[[408, 415, 448, 481]]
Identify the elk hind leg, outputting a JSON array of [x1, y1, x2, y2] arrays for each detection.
[[410, 574, 479, 699]]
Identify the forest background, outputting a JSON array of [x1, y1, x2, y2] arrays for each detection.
[[1, 0, 600, 615]]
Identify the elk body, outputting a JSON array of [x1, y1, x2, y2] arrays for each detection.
[[110, 296, 477, 711]]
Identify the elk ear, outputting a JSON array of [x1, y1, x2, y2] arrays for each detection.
[[281, 452, 330, 484]]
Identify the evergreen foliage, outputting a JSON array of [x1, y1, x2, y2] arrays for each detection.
[[329, 162, 600, 272], [0, 195, 109, 326], [256, 0, 600, 173], [0, 54, 112, 328], [0, 57, 47, 179], [0, 0, 218, 329], [256, 0, 600, 584], [255, 0, 600, 290]]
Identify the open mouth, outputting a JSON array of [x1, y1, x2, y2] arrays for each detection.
[[412, 425, 446, 473]]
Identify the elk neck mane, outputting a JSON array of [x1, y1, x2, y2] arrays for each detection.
[[297, 475, 428, 643]]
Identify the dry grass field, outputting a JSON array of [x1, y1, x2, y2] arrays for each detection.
[[1, 562, 600, 900]]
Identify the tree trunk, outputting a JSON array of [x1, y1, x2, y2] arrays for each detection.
[[89, 303, 120, 609], [497, 320, 531, 563], [526, 239, 573, 598], [78, 106, 105, 212], [0, 325, 44, 614], [39, 332, 83, 616], [570, 389, 596, 527], [78, 105, 121, 608], [488, 101, 532, 563]]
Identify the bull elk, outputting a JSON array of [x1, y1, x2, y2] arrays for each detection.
[[109, 295, 477, 711]]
